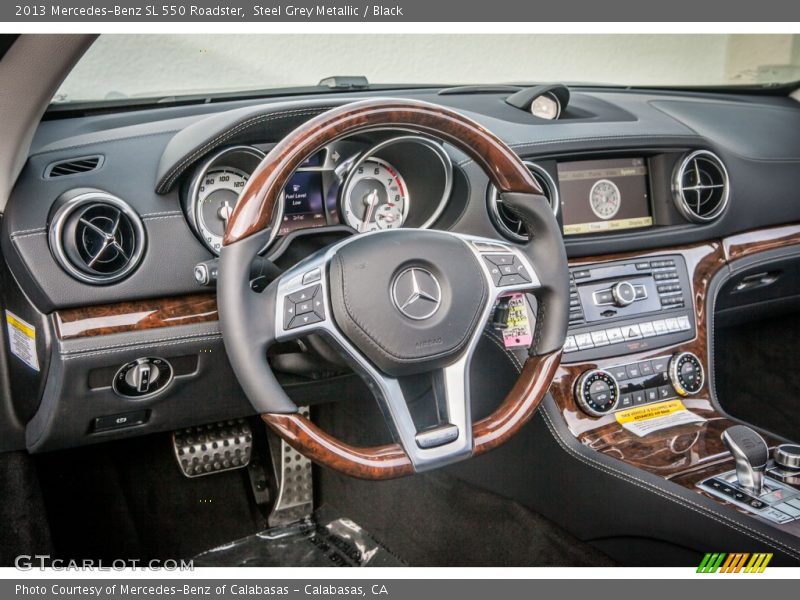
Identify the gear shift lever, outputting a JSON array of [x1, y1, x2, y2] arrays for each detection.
[[721, 425, 769, 496]]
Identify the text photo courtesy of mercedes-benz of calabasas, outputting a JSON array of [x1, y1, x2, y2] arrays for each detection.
[[2, 33, 800, 568]]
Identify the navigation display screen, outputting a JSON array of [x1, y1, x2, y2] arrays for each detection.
[[558, 158, 652, 235], [278, 170, 326, 235]]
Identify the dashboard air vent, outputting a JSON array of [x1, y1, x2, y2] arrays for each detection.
[[672, 150, 729, 222], [45, 155, 103, 178], [48, 191, 145, 284], [488, 162, 559, 242]]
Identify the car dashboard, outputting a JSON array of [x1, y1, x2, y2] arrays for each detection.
[[3, 84, 800, 560]]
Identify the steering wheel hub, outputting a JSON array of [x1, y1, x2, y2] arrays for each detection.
[[328, 229, 488, 376]]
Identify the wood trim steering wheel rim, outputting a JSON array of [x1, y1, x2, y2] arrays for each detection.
[[262, 352, 561, 479], [223, 98, 563, 480], [223, 98, 542, 245]]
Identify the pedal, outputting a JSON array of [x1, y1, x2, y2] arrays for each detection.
[[267, 406, 313, 527], [173, 419, 253, 478]]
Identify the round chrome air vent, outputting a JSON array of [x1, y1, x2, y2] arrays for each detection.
[[672, 150, 730, 223], [488, 162, 559, 242], [49, 191, 146, 284]]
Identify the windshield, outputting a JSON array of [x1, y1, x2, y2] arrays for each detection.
[[54, 34, 800, 104]]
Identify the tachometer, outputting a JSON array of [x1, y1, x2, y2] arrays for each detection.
[[342, 158, 409, 233], [589, 179, 621, 220], [195, 167, 249, 253]]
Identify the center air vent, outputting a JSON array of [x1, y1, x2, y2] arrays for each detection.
[[672, 150, 729, 222], [48, 191, 145, 284], [488, 162, 559, 242]]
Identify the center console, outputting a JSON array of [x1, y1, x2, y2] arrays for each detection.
[[545, 226, 800, 554]]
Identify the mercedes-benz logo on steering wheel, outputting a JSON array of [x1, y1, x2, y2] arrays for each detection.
[[391, 267, 442, 320]]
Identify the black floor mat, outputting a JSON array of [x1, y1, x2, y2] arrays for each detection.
[[716, 315, 800, 441], [35, 432, 264, 561], [318, 469, 615, 567], [0, 451, 52, 566]]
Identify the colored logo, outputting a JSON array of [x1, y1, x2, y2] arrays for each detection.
[[697, 552, 772, 573]]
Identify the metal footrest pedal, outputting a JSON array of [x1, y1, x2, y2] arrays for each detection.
[[267, 406, 314, 527], [173, 419, 253, 478]]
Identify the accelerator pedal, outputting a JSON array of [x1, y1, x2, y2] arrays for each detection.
[[173, 419, 253, 478], [267, 406, 314, 527]]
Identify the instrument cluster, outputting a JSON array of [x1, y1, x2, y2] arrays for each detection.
[[183, 134, 454, 255]]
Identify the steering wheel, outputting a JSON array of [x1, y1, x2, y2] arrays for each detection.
[[218, 99, 569, 479]]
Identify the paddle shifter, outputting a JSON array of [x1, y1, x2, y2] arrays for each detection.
[[721, 425, 769, 496]]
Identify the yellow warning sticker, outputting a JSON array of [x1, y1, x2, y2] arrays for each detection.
[[5, 310, 39, 371], [615, 399, 706, 437], [615, 399, 685, 424]]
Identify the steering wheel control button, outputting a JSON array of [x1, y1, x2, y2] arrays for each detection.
[[415, 423, 459, 449], [482, 254, 531, 287], [113, 357, 173, 398], [302, 268, 321, 285], [668, 352, 704, 396], [284, 284, 325, 329], [391, 267, 442, 320], [575, 369, 619, 417]]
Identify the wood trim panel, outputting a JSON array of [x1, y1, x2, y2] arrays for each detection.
[[550, 225, 800, 534], [55, 294, 217, 339], [724, 223, 800, 262], [262, 351, 561, 480], [224, 98, 542, 245]]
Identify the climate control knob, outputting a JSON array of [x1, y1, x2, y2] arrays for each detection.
[[668, 352, 704, 396], [575, 369, 620, 417]]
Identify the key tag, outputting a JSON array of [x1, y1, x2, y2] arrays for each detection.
[[502, 293, 533, 348]]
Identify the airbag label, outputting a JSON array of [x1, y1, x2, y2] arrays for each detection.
[[5, 310, 39, 372], [615, 399, 705, 437]]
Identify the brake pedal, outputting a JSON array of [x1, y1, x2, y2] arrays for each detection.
[[173, 419, 253, 478], [267, 406, 313, 527]]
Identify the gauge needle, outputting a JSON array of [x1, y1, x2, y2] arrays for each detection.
[[218, 200, 233, 231], [361, 189, 379, 232]]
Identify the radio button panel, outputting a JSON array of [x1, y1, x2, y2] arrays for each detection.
[[563, 254, 695, 361]]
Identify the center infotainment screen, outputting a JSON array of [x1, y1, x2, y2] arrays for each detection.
[[558, 158, 652, 235]]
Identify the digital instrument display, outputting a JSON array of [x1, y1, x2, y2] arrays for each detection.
[[558, 158, 652, 235], [278, 170, 326, 235]]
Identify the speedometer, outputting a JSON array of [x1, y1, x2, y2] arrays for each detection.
[[589, 179, 621, 220], [342, 158, 409, 233], [195, 167, 249, 253]]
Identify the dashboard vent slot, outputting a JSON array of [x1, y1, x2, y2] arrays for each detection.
[[489, 162, 559, 242], [673, 150, 729, 222], [45, 155, 103, 178], [49, 191, 145, 284]]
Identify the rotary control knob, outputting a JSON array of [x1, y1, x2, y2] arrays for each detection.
[[774, 444, 800, 471], [611, 281, 637, 307], [114, 357, 173, 398], [668, 352, 704, 396], [575, 369, 620, 417]]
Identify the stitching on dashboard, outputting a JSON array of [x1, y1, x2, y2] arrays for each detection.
[[61, 334, 222, 361], [158, 106, 337, 193], [538, 407, 800, 560], [456, 134, 699, 167], [142, 214, 184, 223], [9, 226, 46, 237], [30, 129, 182, 158], [10, 229, 46, 240], [140, 210, 183, 218], [60, 330, 221, 357]]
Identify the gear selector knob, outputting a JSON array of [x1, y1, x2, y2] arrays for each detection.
[[721, 425, 769, 496]]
